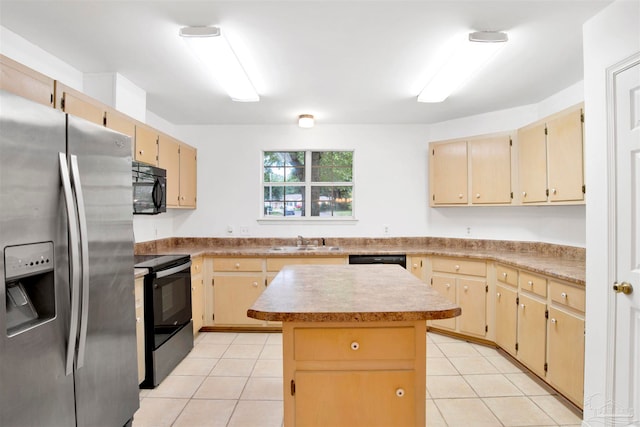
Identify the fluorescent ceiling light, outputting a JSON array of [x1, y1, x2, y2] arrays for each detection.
[[179, 26, 259, 102], [417, 31, 508, 103]]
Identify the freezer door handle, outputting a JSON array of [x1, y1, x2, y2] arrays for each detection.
[[70, 154, 90, 369], [59, 153, 81, 376]]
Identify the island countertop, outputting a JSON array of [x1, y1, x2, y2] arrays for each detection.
[[247, 264, 461, 322]]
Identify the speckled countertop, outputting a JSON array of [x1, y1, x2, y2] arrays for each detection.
[[134, 237, 586, 286], [247, 264, 462, 322]]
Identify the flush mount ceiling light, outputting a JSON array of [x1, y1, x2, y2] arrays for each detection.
[[417, 31, 508, 103], [179, 26, 259, 102], [298, 114, 314, 128]]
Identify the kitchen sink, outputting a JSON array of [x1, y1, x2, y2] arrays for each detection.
[[269, 246, 341, 252]]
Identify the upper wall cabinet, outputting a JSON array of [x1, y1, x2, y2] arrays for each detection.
[[429, 133, 513, 207], [517, 104, 584, 205], [0, 55, 54, 108], [55, 82, 106, 126], [135, 124, 159, 166], [159, 133, 197, 209], [104, 107, 135, 139]]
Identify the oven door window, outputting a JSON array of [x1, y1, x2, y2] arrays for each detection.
[[153, 271, 191, 329]]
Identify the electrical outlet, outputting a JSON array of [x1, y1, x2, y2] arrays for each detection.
[[240, 226, 249, 236], [226, 225, 234, 234], [383, 225, 389, 235], [466, 226, 471, 235]]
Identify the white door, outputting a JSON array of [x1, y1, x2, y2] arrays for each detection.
[[613, 56, 640, 426]]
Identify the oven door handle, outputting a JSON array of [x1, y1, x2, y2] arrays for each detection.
[[155, 261, 192, 279]]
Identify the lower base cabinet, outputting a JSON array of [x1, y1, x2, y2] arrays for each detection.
[[516, 293, 547, 377], [213, 275, 266, 325]]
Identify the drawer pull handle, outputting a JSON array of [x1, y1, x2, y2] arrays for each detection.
[[503, 272, 508, 278], [520, 303, 525, 309], [476, 193, 481, 199], [252, 281, 258, 287], [445, 283, 451, 289], [528, 281, 533, 286], [413, 263, 418, 269], [522, 191, 527, 197], [551, 188, 557, 195], [561, 292, 567, 299], [551, 318, 557, 324], [463, 285, 469, 291], [458, 193, 463, 199], [136, 317, 141, 323], [235, 263, 240, 269], [496, 292, 501, 298], [455, 265, 460, 271], [350, 342, 360, 351], [395, 388, 405, 397]]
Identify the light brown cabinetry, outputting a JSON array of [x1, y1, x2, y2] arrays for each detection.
[[546, 280, 585, 407], [469, 135, 512, 204], [1, 54, 54, 107], [179, 143, 197, 208], [516, 292, 547, 377], [158, 134, 197, 208], [55, 82, 105, 126], [429, 257, 487, 339], [430, 140, 468, 205], [134, 276, 145, 384], [212, 257, 265, 326], [134, 124, 159, 166], [407, 255, 427, 281], [284, 321, 425, 427], [191, 256, 204, 336], [517, 104, 584, 204]]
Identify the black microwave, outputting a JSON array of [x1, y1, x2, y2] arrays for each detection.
[[133, 162, 167, 214]]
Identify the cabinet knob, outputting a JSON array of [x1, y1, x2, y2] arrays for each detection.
[[139, 150, 143, 155], [458, 193, 463, 199], [551, 318, 557, 324], [463, 285, 469, 291], [522, 191, 527, 197], [136, 316, 141, 323], [445, 283, 451, 289], [476, 193, 481, 199], [561, 292, 567, 299], [455, 265, 460, 271], [395, 388, 405, 397], [413, 263, 418, 269], [520, 303, 525, 309], [235, 263, 240, 269], [350, 341, 360, 351], [503, 272, 508, 278], [252, 281, 258, 287], [191, 286, 195, 291], [551, 188, 557, 195], [497, 292, 501, 298], [528, 280, 533, 286]]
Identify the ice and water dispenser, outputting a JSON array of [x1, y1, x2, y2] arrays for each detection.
[[4, 242, 55, 336]]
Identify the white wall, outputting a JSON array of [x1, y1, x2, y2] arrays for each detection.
[[583, 0, 640, 424]]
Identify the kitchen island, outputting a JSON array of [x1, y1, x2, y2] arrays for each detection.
[[248, 264, 461, 427]]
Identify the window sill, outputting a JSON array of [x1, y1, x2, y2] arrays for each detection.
[[257, 217, 359, 225]]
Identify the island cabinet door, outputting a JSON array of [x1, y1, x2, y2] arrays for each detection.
[[295, 370, 415, 427]]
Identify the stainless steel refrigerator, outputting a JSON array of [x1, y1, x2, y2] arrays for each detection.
[[0, 90, 139, 426]]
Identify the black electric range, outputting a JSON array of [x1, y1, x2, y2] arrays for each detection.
[[134, 254, 191, 273]]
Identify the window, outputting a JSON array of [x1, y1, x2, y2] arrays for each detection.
[[263, 150, 353, 218]]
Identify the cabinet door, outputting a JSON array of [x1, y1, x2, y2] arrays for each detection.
[[516, 294, 547, 377], [179, 143, 197, 208], [0, 55, 54, 107], [134, 125, 158, 166], [295, 370, 415, 427], [546, 108, 584, 202], [430, 276, 456, 330], [431, 140, 468, 205], [57, 84, 105, 126], [105, 109, 135, 138], [158, 135, 180, 207], [547, 307, 584, 407], [495, 284, 518, 356], [408, 256, 427, 281], [517, 123, 547, 203], [457, 278, 487, 337], [213, 275, 265, 325], [191, 257, 204, 336], [470, 135, 512, 204]]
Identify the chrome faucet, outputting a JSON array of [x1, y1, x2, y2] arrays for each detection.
[[297, 235, 316, 247]]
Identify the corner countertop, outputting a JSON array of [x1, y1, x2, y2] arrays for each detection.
[[247, 264, 462, 322]]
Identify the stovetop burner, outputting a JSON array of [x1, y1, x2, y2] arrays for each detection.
[[134, 254, 190, 273]]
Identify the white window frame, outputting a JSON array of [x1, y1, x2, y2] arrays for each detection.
[[259, 150, 356, 223]]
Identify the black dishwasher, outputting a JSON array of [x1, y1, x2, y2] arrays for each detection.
[[348, 254, 406, 268]]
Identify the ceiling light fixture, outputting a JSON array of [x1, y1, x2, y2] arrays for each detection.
[[179, 26, 259, 102], [298, 114, 314, 128], [417, 31, 508, 103]]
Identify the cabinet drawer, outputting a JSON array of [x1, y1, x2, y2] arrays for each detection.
[[550, 280, 585, 313], [213, 257, 263, 272], [266, 256, 346, 272], [191, 256, 203, 275], [294, 327, 415, 361], [432, 257, 486, 277], [496, 264, 518, 287], [519, 271, 547, 298]]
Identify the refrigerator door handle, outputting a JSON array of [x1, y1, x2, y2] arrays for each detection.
[[70, 154, 90, 369], [59, 153, 81, 376]]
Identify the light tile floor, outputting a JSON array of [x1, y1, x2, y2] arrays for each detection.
[[132, 331, 583, 427]]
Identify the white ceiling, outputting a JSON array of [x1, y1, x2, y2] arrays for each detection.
[[0, 1, 613, 125]]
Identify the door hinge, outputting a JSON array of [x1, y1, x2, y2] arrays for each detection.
[[212, 278, 215, 286], [60, 97, 66, 110], [545, 309, 549, 319], [515, 342, 519, 351], [103, 113, 107, 126], [581, 112, 584, 123], [50, 93, 53, 105], [485, 325, 488, 333], [420, 260, 423, 268], [582, 184, 586, 194], [290, 380, 296, 396], [432, 194, 435, 201], [509, 138, 513, 147], [544, 126, 548, 135], [212, 313, 215, 321], [432, 149, 435, 156], [430, 277, 433, 285], [516, 296, 519, 305], [544, 362, 548, 372], [510, 192, 513, 199], [485, 285, 488, 293], [546, 189, 549, 197]]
